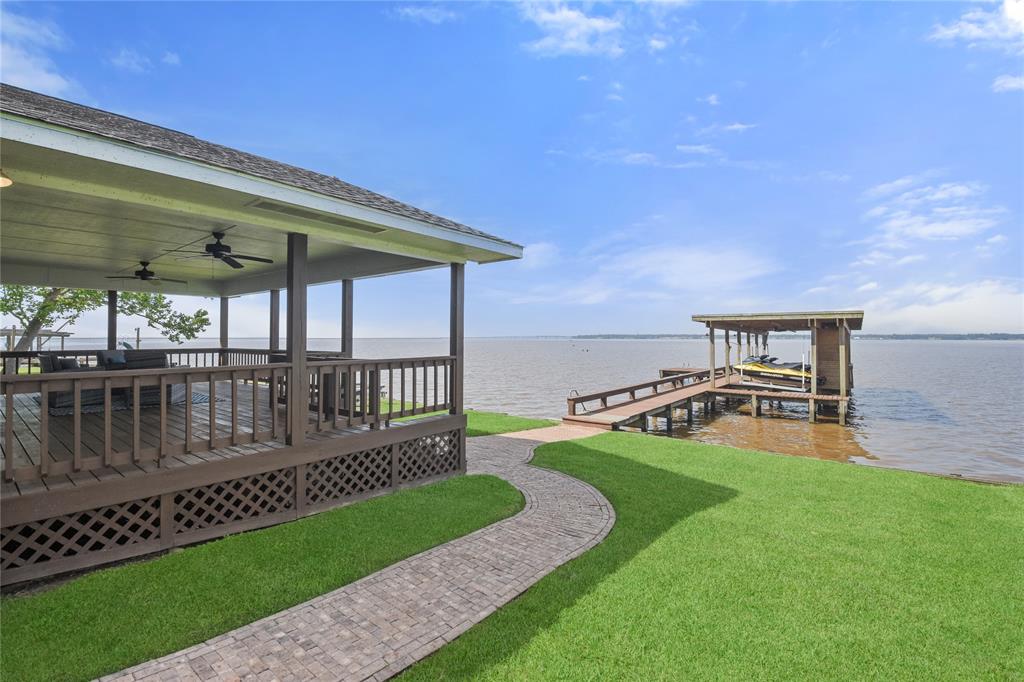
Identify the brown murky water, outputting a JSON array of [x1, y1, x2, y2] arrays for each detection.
[[70, 337, 1024, 482]]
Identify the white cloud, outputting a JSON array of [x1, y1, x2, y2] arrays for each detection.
[[859, 174, 1007, 254], [863, 280, 1024, 333], [392, 5, 459, 24], [0, 8, 75, 96], [993, 73, 1024, 91], [161, 51, 181, 66], [698, 121, 757, 135], [928, 0, 1024, 54], [861, 169, 942, 200], [110, 47, 151, 73], [697, 93, 720, 105], [676, 144, 720, 155], [648, 35, 671, 52], [521, 4, 624, 58], [521, 242, 560, 269]]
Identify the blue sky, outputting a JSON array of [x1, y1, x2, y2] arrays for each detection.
[[2, 1, 1022, 337]]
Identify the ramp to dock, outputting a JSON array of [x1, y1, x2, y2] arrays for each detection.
[[564, 369, 718, 430]]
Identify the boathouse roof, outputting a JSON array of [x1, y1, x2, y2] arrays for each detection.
[[692, 311, 865, 332]]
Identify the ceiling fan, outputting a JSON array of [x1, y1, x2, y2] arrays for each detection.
[[106, 261, 187, 285], [172, 231, 274, 270]]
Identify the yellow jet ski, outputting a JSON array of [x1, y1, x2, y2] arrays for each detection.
[[734, 355, 814, 382]]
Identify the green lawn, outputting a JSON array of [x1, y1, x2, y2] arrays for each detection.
[[0, 475, 523, 682], [464, 409, 556, 437], [404, 433, 1024, 680], [399, 409, 557, 436]]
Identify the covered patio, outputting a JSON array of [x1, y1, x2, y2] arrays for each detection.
[[0, 84, 521, 585]]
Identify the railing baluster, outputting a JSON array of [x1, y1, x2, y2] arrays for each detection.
[[252, 368, 259, 441], [72, 380, 82, 471], [231, 371, 239, 445], [271, 369, 280, 439], [104, 378, 113, 465], [209, 372, 217, 449], [334, 367, 341, 430], [131, 372, 141, 462], [3, 382, 13, 481], [185, 375, 193, 452], [38, 383, 49, 476], [159, 375, 167, 465]]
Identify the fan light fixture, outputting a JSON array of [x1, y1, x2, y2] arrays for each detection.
[[0, 170, 12, 188]]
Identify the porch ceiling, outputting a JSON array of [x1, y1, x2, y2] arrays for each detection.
[[0, 88, 522, 298]]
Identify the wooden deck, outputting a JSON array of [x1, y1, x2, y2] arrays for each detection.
[[0, 381, 415, 499]]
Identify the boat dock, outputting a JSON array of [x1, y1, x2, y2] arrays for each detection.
[[564, 311, 862, 430]]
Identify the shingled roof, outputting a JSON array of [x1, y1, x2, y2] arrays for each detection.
[[0, 83, 519, 248]]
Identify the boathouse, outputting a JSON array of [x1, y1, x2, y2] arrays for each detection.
[[565, 310, 863, 430], [0, 84, 522, 585]]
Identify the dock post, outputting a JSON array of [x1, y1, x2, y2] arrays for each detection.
[[686, 399, 694, 424]]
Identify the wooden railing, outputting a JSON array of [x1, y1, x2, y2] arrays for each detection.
[[567, 369, 715, 416], [307, 356, 455, 432], [0, 347, 276, 374], [0, 353, 458, 484], [1, 362, 291, 483]]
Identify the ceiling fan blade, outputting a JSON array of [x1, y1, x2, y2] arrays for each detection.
[[231, 254, 275, 264], [220, 255, 245, 269]]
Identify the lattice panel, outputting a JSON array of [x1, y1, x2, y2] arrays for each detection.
[[1, 497, 160, 570], [306, 446, 391, 506], [398, 429, 461, 483], [174, 468, 295, 533]]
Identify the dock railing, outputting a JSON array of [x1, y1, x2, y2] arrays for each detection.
[[567, 369, 715, 416]]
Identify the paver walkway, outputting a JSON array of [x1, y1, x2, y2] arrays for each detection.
[[103, 432, 614, 682]]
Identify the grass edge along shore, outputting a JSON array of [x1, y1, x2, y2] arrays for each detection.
[[3, 411, 1021, 681]]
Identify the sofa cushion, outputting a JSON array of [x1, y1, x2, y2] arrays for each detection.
[[124, 350, 169, 370], [38, 354, 60, 373], [97, 350, 126, 369]]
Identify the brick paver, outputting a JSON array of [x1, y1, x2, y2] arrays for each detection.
[[101, 435, 614, 682]]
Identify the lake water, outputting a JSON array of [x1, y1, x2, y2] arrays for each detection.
[[62, 337, 1024, 483]]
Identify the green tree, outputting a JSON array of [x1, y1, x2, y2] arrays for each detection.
[[0, 286, 210, 351]]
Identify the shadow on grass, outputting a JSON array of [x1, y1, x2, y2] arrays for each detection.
[[401, 438, 738, 680]]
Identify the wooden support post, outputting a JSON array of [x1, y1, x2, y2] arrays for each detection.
[[707, 324, 716, 388], [809, 320, 818, 423], [449, 264, 464, 416], [723, 328, 731, 382], [269, 289, 280, 352], [286, 233, 308, 446], [341, 279, 354, 358], [106, 290, 117, 350]]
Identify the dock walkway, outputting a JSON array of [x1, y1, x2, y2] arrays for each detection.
[[564, 368, 848, 429]]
